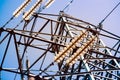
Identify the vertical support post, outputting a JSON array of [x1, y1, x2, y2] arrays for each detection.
[[13, 33, 24, 80], [26, 59, 35, 80]]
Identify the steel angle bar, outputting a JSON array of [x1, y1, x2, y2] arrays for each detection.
[[62, 16, 95, 80], [100, 39, 120, 68]]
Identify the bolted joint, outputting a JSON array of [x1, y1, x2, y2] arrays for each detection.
[[0, 66, 2, 71], [0, 27, 4, 36], [98, 23, 103, 29]]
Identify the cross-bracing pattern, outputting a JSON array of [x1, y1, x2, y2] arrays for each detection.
[[0, 12, 120, 80]]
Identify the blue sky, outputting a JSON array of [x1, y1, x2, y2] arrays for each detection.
[[0, 0, 120, 32], [0, 0, 119, 47], [0, 0, 120, 80]]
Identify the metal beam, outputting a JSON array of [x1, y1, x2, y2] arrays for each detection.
[[62, 15, 95, 80]]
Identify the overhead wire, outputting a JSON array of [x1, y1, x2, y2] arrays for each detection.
[[99, 1, 120, 26], [2, 0, 32, 28], [62, 0, 74, 12], [1, 0, 120, 79], [98, 1, 120, 47]]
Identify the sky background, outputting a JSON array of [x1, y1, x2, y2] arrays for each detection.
[[0, 0, 120, 80], [0, 0, 120, 35]]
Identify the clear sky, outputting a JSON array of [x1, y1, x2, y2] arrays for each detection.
[[0, 0, 120, 80], [0, 0, 120, 35]]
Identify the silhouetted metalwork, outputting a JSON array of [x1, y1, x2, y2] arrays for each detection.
[[0, 11, 120, 80]]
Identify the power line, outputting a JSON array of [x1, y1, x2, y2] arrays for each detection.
[[62, 0, 74, 12], [99, 1, 120, 25]]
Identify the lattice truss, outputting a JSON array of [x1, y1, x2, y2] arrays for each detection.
[[0, 12, 120, 80]]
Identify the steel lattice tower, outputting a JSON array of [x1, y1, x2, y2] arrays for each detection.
[[0, 1, 120, 80]]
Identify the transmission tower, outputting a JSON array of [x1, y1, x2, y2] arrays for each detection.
[[0, 0, 120, 80]]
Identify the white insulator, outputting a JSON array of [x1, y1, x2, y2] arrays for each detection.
[[56, 53, 60, 57], [76, 49, 80, 54], [71, 55, 75, 59], [78, 39, 83, 43], [82, 51, 86, 55], [72, 45, 76, 49], [67, 50, 71, 53], [71, 60, 76, 65], [54, 56, 57, 61], [69, 57, 72, 61], [74, 58, 78, 61], [66, 45, 69, 48], [56, 60, 60, 63], [80, 45, 85, 50], [69, 47, 72, 51], [62, 55, 66, 58], [59, 57, 63, 61], [69, 63, 73, 66], [76, 35, 80, 39], [75, 52, 79, 56], [23, 0, 43, 20], [66, 60, 69, 64], [84, 48, 88, 52], [69, 42, 73, 46], [60, 50, 65, 54], [13, 0, 32, 17], [71, 39, 76, 43], [87, 46, 91, 49], [63, 47, 67, 51], [77, 56, 80, 59], [75, 36, 79, 40], [83, 42, 87, 46], [45, 0, 55, 8], [64, 52, 68, 55]]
